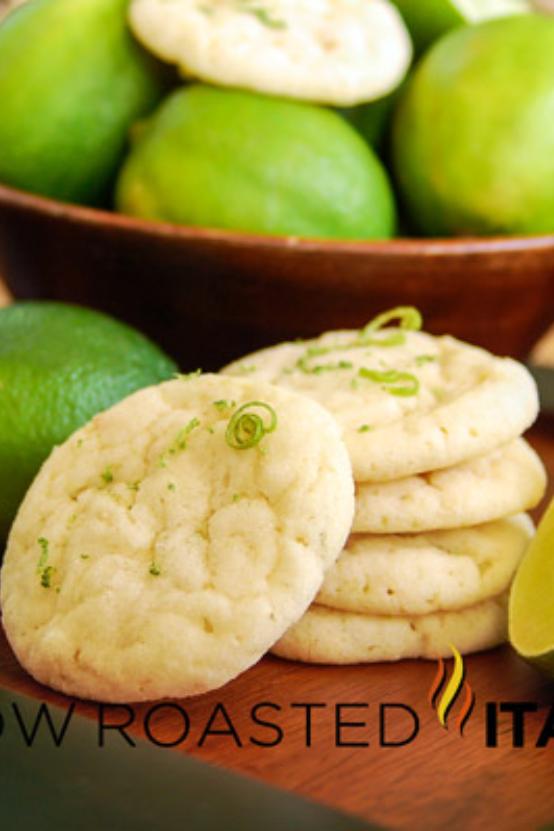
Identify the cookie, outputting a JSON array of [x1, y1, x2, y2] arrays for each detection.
[[272, 595, 508, 663], [317, 515, 533, 615], [354, 439, 545, 533], [223, 318, 539, 482], [129, 0, 412, 106], [0, 374, 354, 702]]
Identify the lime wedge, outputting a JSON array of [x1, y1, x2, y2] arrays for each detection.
[[391, 0, 532, 53], [509, 496, 554, 677]]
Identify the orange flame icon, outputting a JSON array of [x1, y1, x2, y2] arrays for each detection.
[[429, 645, 475, 736]]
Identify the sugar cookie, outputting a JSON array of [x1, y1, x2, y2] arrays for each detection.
[[273, 596, 508, 663], [317, 515, 533, 615], [354, 439, 545, 533], [224, 322, 538, 482], [0, 375, 354, 702], [129, 0, 411, 106]]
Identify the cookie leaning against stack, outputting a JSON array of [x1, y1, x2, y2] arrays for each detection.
[[0, 375, 355, 701], [223, 308, 546, 662]]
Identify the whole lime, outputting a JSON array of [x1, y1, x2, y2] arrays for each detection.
[[0, 302, 177, 541], [0, 0, 165, 205], [390, 0, 531, 55], [392, 15, 554, 236], [116, 84, 397, 240]]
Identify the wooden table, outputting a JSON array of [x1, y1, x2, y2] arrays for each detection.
[[1, 428, 554, 831], [1, 279, 554, 829]]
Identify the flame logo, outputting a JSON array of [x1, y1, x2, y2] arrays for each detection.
[[429, 645, 475, 736]]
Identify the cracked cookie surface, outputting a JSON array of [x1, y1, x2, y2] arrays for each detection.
[[223, 329, 539, 482], [0, 375, 354, 702]]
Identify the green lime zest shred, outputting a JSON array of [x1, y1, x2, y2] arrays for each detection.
[[100, 466, 114, 487], [358, 368, 420, 397], [415, 354, 437, 366], [358, 424, 373, 433], [149, 562, 162, 577], [158, 418, 201, 466], [37, 537, 49, 574], [37, 538, 55, 589], [234, 1, 287, 30], [287, 307, 424, 377], [226, 401, 278, 450], [175, 369, 202, 381], [358, 306, 423, 347], [296, 345, 354, 375], [40, 566, 55, 589]]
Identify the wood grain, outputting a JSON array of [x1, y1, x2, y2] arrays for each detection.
[[1, 422, 554, 829]]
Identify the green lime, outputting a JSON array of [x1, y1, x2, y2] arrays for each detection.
[[510, 495, 554, 678], [0, 302, 177, 542], [0, 0, 165, 205], [390, 0, 531, 54], [392, 15, 554, 236], [116, 84, 397, 240]]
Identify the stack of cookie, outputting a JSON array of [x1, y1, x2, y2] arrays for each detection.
[[223, 308, 546, 662]]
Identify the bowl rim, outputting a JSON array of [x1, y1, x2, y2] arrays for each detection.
[[2, 180, 554, 257]]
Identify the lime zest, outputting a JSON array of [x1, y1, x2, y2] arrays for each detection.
[[415, 354, 436, 366], [226, 401, 278, 450], [40, 566, 55, 589], [149, 562, 162, 576], [359, 368, 420, 397], [358, 424, 373, 433], [213, 400, 236, 412], [127, 480, 141, 492], [158, 418, 201, 467], [239, 4, 287, 30], [363, 306, 423, 334], [176, 369, 202, 381], [168, 482, 176, 492], [297, 350, 354, 375], [358, 306, 423, 347], [100, 466, 114, 487], [287, 307, 424, 377], [37, 537, 49, 574]]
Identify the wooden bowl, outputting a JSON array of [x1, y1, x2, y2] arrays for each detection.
[[1, 181, 554, 370]]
